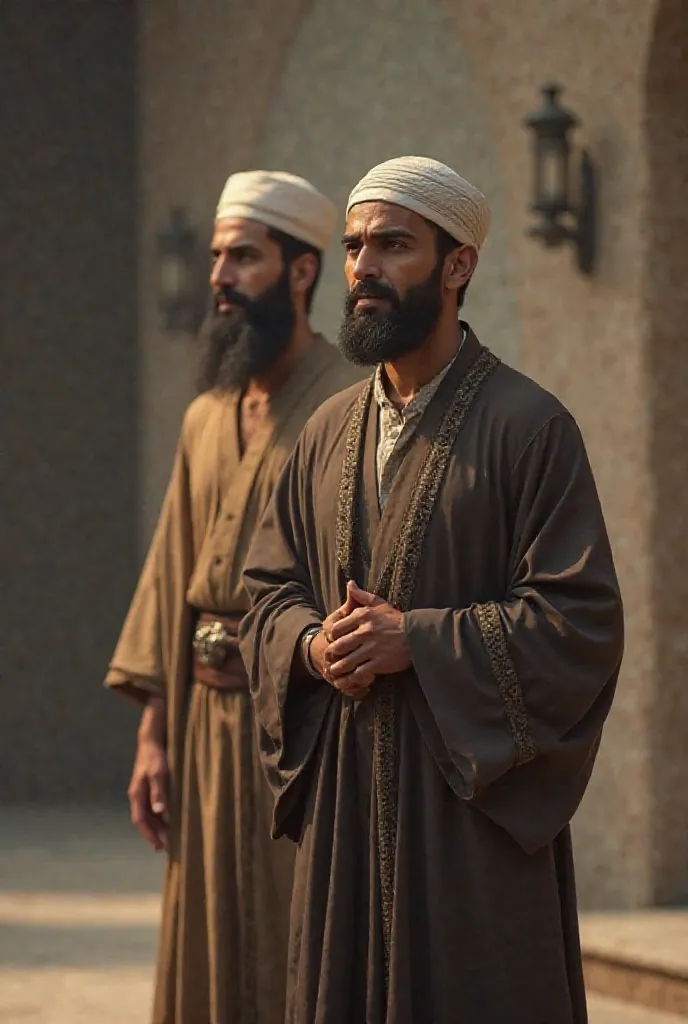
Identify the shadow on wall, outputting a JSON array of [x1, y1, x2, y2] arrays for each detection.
[[645, 0, 688, 905]]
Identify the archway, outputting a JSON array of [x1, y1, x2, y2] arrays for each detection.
[[256, 0, 519, 364], [645, 0, 688, 904]]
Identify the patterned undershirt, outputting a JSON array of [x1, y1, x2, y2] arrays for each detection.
[[373, 331, 465, 510]]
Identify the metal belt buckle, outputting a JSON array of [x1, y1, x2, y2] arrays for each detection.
[[193, 620, 231, 669]]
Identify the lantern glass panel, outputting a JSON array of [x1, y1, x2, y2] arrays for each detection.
[[538, 137, 569, 211], [160, 252, 193, 304]]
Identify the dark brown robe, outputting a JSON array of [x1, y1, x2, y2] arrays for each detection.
[[105, 336, 362, 1024], [239, 329, 624, 1024]]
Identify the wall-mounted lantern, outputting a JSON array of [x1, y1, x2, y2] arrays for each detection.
[[523, 84, 596, 275], [156, 207, 203, 333]]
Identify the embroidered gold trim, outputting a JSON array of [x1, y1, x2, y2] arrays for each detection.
[[335, 347, 501, 991], [476, 601, 536, 766], [377, 349, 500, 610], [336, 379, 373, 584], [371, 675, 397, 973]]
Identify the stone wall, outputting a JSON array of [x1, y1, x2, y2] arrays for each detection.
[[137, 0, 688, 908], [0, 1, 139, 799]]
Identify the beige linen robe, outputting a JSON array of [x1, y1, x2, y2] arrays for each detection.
[[239, 329, 624, 1024], [105, 335, 361, 1024]]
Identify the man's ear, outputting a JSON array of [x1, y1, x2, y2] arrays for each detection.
[[290, 252, 319, 297], [445, 244, 478, 297]]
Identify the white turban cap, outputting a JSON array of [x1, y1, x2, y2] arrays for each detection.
[[346, 156, 491, 250], [216, 170, 337, 253]]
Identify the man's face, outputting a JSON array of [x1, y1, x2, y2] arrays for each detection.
[[209, 216, 284, 309], [196, 217, 295, 392], [337, 202, 450, 366]]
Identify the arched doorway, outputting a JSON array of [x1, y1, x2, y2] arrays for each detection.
[[256, 0, 520, 364], [645, 0, 688, 904]]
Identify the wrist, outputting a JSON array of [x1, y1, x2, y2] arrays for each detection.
[[138, 697, 166, 745], [301, 626, 323, 678]]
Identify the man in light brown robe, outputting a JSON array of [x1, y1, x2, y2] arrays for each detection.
[[105, 169, 362, 1024], [239, 157, 624, 1023]]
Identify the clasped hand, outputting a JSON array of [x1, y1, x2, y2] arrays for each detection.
[[310, 580, 411, 700]]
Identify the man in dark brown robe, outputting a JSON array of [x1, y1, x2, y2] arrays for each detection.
[[239, 156, 624, 1023], [105, 169, 362, 1024]]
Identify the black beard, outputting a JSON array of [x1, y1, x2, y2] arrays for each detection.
[[195, 269, 295, 392], [337, 260, 444, 367]]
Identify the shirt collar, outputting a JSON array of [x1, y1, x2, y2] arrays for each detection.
[[373, 327, 466, 419]]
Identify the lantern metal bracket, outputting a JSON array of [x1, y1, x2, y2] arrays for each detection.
[[527, 151, 596, 276], [576, 151, 596, 276]]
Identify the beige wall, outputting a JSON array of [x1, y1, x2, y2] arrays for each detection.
[[139, 0, 688, 908], [644, 0, 688, 904], [138, 0, 312, 538], [256, 0, 519, 365]]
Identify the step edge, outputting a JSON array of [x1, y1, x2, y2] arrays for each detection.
[[583, 950, 688, 984]]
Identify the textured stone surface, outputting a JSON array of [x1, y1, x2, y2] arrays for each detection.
[[2, 809, 683, 1024], [138, 0, 313, 542], [0, 808, 162, 1023], [582, 910, 688, 1015], [0, 2, 140, 800], [447, 0, 658, 910], [7, 0, 687, 904], [136, 0, 688, 908], [644, 0, 688, 906], [582, 911, 688, 978], [588, 995, 686, 1024], [256, 0, 520, 365]]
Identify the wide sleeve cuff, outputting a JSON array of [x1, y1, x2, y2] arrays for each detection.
[[474, 601, 536, 767], [104, 666, 164, 706]]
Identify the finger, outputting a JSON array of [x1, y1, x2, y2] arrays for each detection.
[[337, 674, 374, 691], [323, 608, 344, 631], [128, 775, 166, 849], [330, 608, 366, 642], [151, 816, 169, 852], [329, 648, 373, 678], [322, 665, 338, 687], [324, 586, 362, 630], [341, 582, 365, 615], [324, 606, 348, 631], [129, 792, 162, 850], [347, 580, 379, 607], [324, 632, 364, 661], [345, 686, 370, 701], [336, 676, 374, 698], [149, 772, 168, 816], [333, 663, 375, 688], [323, 607, 347, 643]]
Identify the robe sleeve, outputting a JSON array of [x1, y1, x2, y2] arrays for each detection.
[[239, 435, 336, 841], [105, 429, 194, 705], [403, 411, 624, 853]]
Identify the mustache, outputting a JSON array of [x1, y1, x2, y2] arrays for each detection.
[[345, 280, 400, 312], [214, 285, 250, 310]]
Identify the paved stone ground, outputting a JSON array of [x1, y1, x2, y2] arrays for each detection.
[[582, 910, 688, 976], [0, 807, 681, 1023], [0, 807, 161, 1023]]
